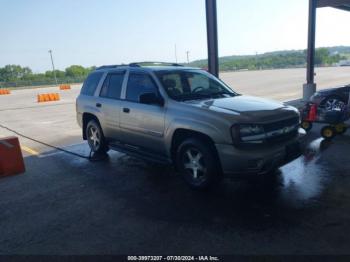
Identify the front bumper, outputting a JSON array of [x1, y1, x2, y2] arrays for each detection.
[[216, 129, 307, 176]]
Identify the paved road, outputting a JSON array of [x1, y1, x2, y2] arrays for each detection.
[[221, 66, 350, 101], [0, 85, 82, 155]]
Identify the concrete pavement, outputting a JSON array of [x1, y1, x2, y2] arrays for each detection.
[[0, 125, 350, 254]]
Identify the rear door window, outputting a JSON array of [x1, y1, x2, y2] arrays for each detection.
[[80, 72, 104, 96], [126, 73, 158, 102], [100, 72, 125, 100]]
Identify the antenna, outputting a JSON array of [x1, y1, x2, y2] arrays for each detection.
[[175, 44, 178, 63]]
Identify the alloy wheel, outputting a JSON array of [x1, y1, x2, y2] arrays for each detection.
[[183, 147, 207, 182], [88, 125, 101, 151]]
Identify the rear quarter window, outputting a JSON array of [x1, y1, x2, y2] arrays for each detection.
[[80, 72, 104, 96], [100, 73, 125, 100]]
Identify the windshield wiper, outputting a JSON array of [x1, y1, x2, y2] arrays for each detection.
[[175, 91, 239, 101], [176, 93, 212, 101], [209, 91, 237, 97]]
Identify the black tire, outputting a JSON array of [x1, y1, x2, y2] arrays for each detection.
[[321, 126, 336, 140], [86, 120, 109, 154], [334, 123, 347, 135], [176, 138, 220, 190], [301, 121, 313, 132]]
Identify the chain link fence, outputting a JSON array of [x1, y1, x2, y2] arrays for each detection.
[[0, 77, 86, 89]]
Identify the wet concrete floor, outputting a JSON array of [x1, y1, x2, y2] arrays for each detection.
[[0, 125, 350, 255]]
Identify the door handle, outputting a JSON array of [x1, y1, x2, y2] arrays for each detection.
[[123, 108, 130, 113], [96, 103, 102, 108]]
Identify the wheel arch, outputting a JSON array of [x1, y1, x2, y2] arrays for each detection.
[[170, 128, 222, 172]]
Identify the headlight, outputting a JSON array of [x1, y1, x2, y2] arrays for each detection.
[[239, 124, 264, 136], [231, 124, 265, 144]]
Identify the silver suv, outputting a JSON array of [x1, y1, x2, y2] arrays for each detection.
[[76, 62, 304, 189]]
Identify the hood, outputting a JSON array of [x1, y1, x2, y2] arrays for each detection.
[[184, 95, 299, 122]]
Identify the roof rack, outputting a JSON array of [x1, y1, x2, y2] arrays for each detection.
[[95, 64, 128, 70], [95, 62, 184, 71], [129, 62, 184, 67]]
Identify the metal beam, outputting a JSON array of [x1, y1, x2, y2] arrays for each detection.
[[317, 0, 350, 8], [303, 0, 318, 100], [307, 0, 317, 85], [205, 0, 219, 77]]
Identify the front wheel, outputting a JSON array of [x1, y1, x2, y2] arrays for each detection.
[[176, 138, 220, 190], [86, 120, 109, 154]]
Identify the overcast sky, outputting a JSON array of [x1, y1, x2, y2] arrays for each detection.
[[1, 0, 350, 72]]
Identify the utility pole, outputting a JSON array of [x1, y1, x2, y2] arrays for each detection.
[[48, 50, 58, 85], [186, 51, 190, 64], [174, 44, 178, 63]]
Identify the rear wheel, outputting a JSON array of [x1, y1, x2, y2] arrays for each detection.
[[86, 120, 109, 154], [321, 126, 336, 140], [176, 138, 220, 190], [335, 123, 347, 135]]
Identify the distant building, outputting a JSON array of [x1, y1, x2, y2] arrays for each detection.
[[338, 60, 350, 67]]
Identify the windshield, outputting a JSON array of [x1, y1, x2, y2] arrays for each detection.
[[155, 70, 238, 101]]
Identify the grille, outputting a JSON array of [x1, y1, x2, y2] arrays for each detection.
[[264, 117, 299, 144], [264, 117, 299, 133], [265, 130, 298, 144]]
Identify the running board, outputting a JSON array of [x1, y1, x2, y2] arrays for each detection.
[[109, 142, 172, 165]]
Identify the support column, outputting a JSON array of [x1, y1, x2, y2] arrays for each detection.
[[303, 0, 317, 101], [205, 0, 219, 77]]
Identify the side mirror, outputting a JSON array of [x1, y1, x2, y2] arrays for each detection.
[[139, 92, 164, 106]]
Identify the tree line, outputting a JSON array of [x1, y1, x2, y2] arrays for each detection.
[[1, 47, 349, 87], [190, 47, 348, 71], [0, 65, 95, 84]]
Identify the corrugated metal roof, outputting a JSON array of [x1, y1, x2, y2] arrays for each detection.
[[317, 0, 350, 11]]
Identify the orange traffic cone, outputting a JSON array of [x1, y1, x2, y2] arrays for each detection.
[[48, 93, 55, 101]]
